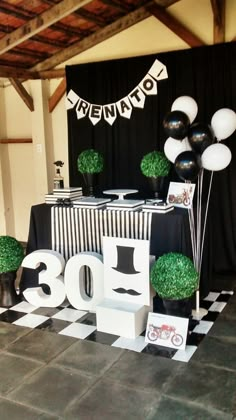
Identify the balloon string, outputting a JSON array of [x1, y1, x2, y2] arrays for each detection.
[[187, 181, 196, 267], [188, 206, 195, 264], [199, 170, 213, 273], [197, 169, 203, 275]]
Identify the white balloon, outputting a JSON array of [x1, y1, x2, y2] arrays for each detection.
[[164, 137, 191, 163], [201, 143, 232, 171], [182, 137, 192, 151], [211, 108, 236, 141], [171, 96, 198, 124]]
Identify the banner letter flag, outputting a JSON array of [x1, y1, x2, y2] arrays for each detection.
[[65, 89, 80, 109], [139, 74, 157, 95], [129, 86, 146, 109], [116, 96, 133, 119], [76, 98, 90, 120], [148, 59, 168, 81], [103, 103, 117, 125], [89, 104, 103, 125]]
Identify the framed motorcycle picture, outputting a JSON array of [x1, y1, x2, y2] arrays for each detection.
[[167, 182, 195, 209], [145, 312, 189, 350]]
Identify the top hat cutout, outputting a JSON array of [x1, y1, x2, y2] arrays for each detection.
[[112, 245, 140, 275]]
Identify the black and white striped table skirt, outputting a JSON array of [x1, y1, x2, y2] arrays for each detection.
[[51, 207, 153, 261]]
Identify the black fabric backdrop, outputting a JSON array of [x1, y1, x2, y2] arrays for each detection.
[[66, 42, 236, 274]]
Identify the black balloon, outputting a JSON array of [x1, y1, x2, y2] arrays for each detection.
[[175, 151, 201, 181], [188, 123, 214, 154], [163, 110, 190, 140]]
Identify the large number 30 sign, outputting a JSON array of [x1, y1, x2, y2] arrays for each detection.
[[22, 250, 104, 311]]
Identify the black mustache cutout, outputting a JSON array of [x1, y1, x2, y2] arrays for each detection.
[[112, 288, 141, 296]]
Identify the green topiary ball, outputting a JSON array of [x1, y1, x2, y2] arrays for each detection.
[[77, 149, 104, 174], [140, 150, 171, 178], [0, 236, 24, 273], [151, 252, 198, 300]]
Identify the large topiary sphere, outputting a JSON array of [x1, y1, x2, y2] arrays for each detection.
[[140, 150, 171, 178], [151, 252, 198, 300], [0, 236, 24, 273], [77, 149, 104, 174]]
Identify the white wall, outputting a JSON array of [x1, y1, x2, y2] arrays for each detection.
[[0, 0, 235, 241]]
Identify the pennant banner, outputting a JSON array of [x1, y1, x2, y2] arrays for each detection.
[[65, 59, 168, 126]]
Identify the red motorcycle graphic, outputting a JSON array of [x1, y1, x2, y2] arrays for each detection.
[[147, 323, 183, 347], [168, 187, 193, 207]]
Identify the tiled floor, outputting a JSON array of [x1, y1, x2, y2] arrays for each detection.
[[0, 290, 233, 365], [0, 272, 235, 419]]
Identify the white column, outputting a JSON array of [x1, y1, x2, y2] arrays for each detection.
[[30, 80, 50, 203], [0, 86, 7, 235]]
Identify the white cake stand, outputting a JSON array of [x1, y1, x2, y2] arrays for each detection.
[[103, 189, 138, 200]]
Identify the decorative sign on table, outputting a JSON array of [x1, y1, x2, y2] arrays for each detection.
[[103, 236, 150, 305], [145, 312, 189, 350], [167, 182, 195, 209]]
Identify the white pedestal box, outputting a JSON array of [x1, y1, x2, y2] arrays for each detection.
[[96, 298, 151, 339]]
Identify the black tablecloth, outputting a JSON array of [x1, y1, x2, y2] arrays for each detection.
[[20, 204, 212, 297]]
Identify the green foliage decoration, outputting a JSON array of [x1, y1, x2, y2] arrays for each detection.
[[0, 236, 24, 273], [140, 150, 171, 178], [151, 252, 198, 300], [77, 149, 104, 174]]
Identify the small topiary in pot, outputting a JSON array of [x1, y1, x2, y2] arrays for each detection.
[[77, 149, 104, 174], [77, 149, 104, 196], [151, 252, 198, 317], [140, 151, 171, 198], [0, 236, 25, 307], [140, 150, 171, 178]]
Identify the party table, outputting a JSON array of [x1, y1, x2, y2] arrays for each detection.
[[20, 203, 212, 297]]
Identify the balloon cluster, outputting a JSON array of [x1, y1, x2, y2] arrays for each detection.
[[163, 96, 236, 181]]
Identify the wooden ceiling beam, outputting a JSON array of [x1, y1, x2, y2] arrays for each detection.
[[153, 0, 181, 6], [0, 65, 35, 79], [30, 3, 153, 72], [100, 0, 132, 13], [0, 65, 66, 79], [210, 0, 225, 43], [9, 78, 34, 111], [48, 77, 66, 112], [147, 3, 205, 47], [36, 68, 65, 79], [0, 138, 32, 144], [0, 0, 92, 55]]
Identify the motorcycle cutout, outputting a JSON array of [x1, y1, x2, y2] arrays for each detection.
[[145, 312, 189, 350], [167, 182, 195, 209], [147, 323, 183, 347]]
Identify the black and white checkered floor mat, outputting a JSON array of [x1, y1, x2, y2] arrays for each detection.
[[0, 290, 233, 363]]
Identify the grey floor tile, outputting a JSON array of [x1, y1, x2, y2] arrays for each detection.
[[208, 317, 236, 341], [0, 352, 42, 395], [106, 350, 182, 391], [6, 328, 77, 362], [64, 378, 161, 420], [192, 335, 236, 370], [146, 395, 233, 420], [52, 340, 124, 376], [0, 321, 31, 349], [165, 361, 236, 415], [220, 299, 236, 320], [0, 398, 60, 420], [8, 365, 97, 416]]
